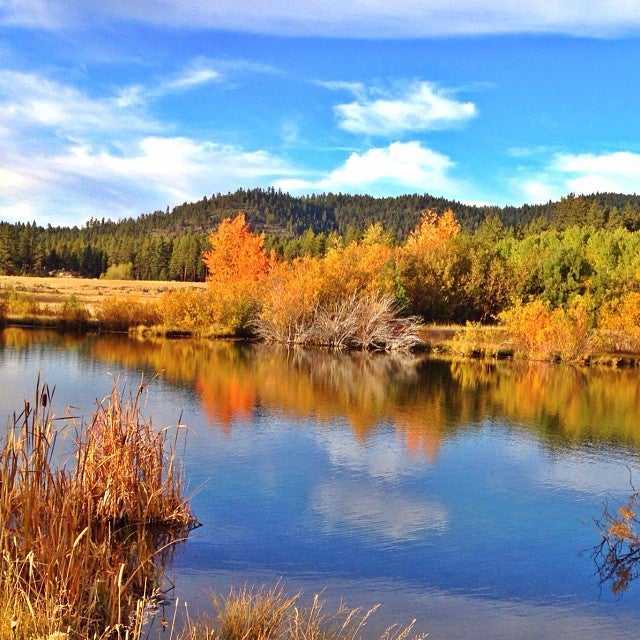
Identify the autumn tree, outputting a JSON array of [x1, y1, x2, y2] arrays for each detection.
[[322, 223, 398, 299], [499, 296, 595, 361], [398, 208, 463, 321], [256, 256, 326, 343], [203, 213, 271, 332], [598, 291, 640, 352]]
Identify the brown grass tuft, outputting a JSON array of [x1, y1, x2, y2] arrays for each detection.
[[0, 377, 198, 639], [178, 585, 427, 640]]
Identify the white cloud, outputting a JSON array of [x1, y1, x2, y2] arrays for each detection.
[[314, 480, 448, 540], [316, 80, 366, 97], [277, 141, 459, 198], [115, 61, 223, 108], [4, 1, 640, 38], [1, 136, 296, 224], [333, 82, 476, 136], [0, 70, 157, 136], [556, 151, 640, 193], [0, 201, 36, 224], [164, 67, 221, 91], [0, 68, 297, 224], [53, 137, 284, 195], [515, 150, 640, 203]]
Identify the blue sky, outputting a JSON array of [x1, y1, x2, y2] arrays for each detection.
[[3, 2, 640, 226]]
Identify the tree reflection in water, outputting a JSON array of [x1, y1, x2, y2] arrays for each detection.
[[594, 488, 640, 595], [7, 329, 640, 458]]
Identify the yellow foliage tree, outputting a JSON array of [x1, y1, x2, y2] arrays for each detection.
[[598, 291, 640, 352], [257, 256, 326, 343], [156, 289, 215, 333], [398, 208, 463, 320], [499, 296, 594, 361], [322, 223, 398, 299], [405, 208, 461, 253]]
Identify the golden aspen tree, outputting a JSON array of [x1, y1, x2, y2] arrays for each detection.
[[398, 208, 463, 320]]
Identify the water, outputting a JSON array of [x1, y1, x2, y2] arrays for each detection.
[[2, 327, 640, 639]]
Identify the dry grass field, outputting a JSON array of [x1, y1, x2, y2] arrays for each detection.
[[0, 275, 207, 314]]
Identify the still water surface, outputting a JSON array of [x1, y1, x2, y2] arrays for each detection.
[[2, 327, 640, 638]]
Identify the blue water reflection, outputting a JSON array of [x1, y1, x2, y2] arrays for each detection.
[[2, 328, 640, 639]]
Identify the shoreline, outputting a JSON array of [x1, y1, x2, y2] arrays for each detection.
[[3, 275, 640, 365]]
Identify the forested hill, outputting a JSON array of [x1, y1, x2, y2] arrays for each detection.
[[2, 188, 640, 281], [127, 189, 640, 238]]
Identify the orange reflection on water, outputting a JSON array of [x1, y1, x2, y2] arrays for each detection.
[[195, 374, 257, 434], [4, 328, 640, 458]]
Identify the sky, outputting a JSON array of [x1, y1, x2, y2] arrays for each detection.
[[3, 2, 640, 227]]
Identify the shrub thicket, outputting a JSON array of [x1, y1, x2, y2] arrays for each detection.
[[97, 295, 162, 331]]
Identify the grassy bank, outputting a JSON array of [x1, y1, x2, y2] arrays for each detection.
[[3, 275, 640, 364]]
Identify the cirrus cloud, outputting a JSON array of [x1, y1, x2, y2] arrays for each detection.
[[4, 1, 640, 38]]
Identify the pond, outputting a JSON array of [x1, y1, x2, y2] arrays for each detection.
[[2, 327, 640, 639]]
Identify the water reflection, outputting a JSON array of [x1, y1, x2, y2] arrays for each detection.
[[5, 328, 640, 638], [314, 480, 449, 540], [4, 328, 640, 458], [594, 489, 640, 595]]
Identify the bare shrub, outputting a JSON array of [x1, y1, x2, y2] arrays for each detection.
[[256, 292, 422, 352], [351, 293, 423, 352]]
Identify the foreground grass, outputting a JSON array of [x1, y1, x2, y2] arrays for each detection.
[[0, 378, 198, 639], [178, 585, 425, 640]]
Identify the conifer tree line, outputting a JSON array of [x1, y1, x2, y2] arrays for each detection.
[[2, 188, 640, 282]]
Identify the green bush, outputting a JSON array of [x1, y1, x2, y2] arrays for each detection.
[[101, 262, 133, 280]]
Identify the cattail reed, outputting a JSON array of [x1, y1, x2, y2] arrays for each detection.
[[0, 377, 198, 639]]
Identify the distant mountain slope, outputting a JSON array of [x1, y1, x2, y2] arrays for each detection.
[[109, 188, 640, 238]]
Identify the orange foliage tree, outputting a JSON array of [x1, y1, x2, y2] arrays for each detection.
[[254, 223, 422, 349], [203, 213, 271, 332], [257, 256, 326, 343]]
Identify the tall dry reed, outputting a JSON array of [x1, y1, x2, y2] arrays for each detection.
[[0, 377, 198, 639]]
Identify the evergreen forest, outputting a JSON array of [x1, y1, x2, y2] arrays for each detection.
[[3, 188, 640, 283]]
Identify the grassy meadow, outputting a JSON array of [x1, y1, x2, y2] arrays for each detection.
[[0, 275, 207, 316]]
